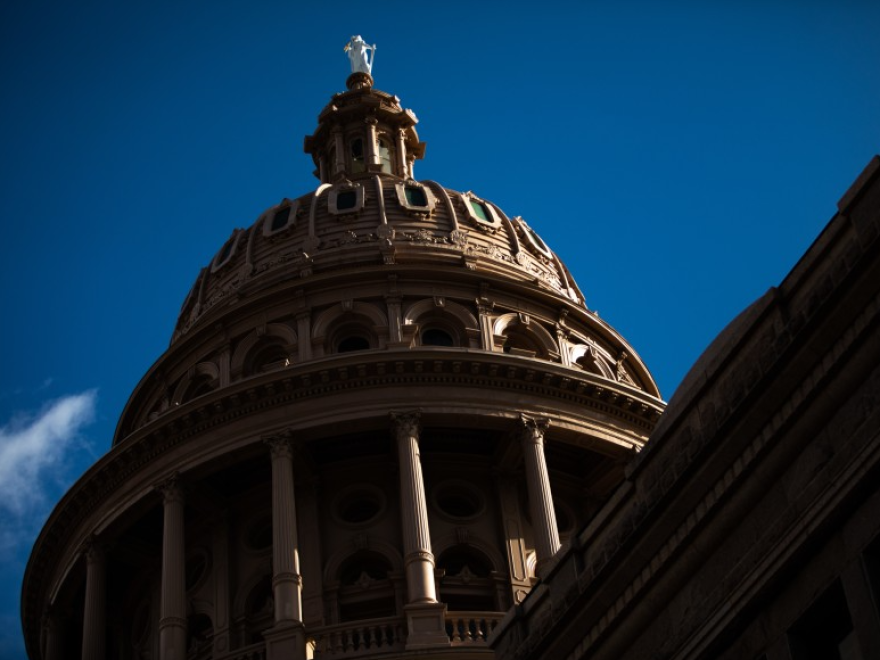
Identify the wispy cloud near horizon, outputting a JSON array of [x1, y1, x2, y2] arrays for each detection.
[[0, 390, 98, 554]]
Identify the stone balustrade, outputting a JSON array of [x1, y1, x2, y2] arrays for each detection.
[[445, 611, 503, 645], [309, 617, 406, 657], [215, 642, 267, 660]]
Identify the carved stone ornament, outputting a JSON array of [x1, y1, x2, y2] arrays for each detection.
[[518, 414, 550, 445], [264, 431, 295, 459], [391, 411, 421, 440], [154, 471, 185, 504]]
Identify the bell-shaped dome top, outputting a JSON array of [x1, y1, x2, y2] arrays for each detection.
[[172, 74, 591, 344]]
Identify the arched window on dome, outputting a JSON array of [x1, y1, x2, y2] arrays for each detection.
[[437, 545, 499, 612], [244, 340, 292, 377], [502, 330, 541, 358], [178, 373, 217, 404], [350, 137, 366, 174], [377, 135, 394, 174], [493, 313, 560, 362], [421, 327, 455, 347], [335, 551, 397, 622]]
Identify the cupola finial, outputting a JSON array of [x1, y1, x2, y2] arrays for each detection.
[[344, 35, 376, 75]]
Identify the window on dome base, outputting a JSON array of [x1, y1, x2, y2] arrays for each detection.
[[263, 200, 298, 237], [395, 181, 436, 214], [514, 216, 553, 259], [461, 192, 501, 229], [328, 184, 365, 216]]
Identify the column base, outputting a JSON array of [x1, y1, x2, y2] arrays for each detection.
[[404, 602, 451, 650], [264, 620, 309, 660]]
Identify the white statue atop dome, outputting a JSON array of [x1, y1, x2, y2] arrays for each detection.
[[344, 35, 376, 74]]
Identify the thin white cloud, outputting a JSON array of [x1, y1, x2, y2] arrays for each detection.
[[0, 390, 97, 527]]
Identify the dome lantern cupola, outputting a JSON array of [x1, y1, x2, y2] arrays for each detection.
[[304, 41, 425, 183]]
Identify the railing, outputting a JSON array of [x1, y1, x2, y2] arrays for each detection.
[[310, 617, 406, 657], [445, 611, 503, 645], [215, 641, 267, 660]]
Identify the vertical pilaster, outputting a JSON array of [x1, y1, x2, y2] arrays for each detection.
[[81, 537, 106, 660], [265, 433, 303, 623], [392, 412, 450, 650], [156, 474, 187, 660], [493, 470, 533, 606], [299, 478, 325, 626], [518, 415, 560, 575]]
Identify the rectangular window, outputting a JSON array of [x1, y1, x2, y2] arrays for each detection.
[[470, 199, 490, 222], [405, 186, 428, 207]]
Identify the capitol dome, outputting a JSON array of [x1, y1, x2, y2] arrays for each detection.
[[24, 62, 664, 660]]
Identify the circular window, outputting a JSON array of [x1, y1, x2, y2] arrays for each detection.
[[333, 485, 386, 527], [432, 481, 485, 521], [245, 516, 273, 551]]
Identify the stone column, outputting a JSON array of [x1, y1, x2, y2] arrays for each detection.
[[518, 415, 560, 575], [395, 128, 408, 177], [157, 474, 187, 660], [332, 128, 344, 177], [265, 434, 303, 623], [81, 537, 106, 660], [364, 117, 379, 169], [392, 412, 450, 649], [43, 608, 65, 660], [263, 433, 307, 660]]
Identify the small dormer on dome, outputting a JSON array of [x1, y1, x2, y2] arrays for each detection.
[[304, 72, 426, 182]]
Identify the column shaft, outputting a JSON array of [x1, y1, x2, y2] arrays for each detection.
[[519, 416, 560, 571], [266, 434, 303, 623], [392, 412, 437, 603], [158, 475, 187, 660], [81, 540, 106, 660]]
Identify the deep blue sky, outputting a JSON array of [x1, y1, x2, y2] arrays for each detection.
[[1, 2, 878, 657]]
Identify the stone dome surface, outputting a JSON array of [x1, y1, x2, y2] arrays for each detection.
[[172, 79, 585, 345]]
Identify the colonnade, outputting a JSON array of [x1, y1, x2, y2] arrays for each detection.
[[58, 414, 560, 660]]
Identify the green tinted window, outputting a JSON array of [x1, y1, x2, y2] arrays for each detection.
[[405, 186, 428, 207], [337, 191, 357, 210], [271, 206, 290, 231], [470, 199, 490, 222]]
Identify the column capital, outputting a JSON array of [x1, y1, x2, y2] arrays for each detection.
[[79, 535, 106, 563], [518, 414, 550, 445], [264, 430, 296, 460], [391, 411, 421, 440], [154, 472, 186, 504]]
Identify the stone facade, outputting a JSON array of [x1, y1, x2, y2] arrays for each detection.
[[490, 157, 880, 660], [21, 73, 662, 660]]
